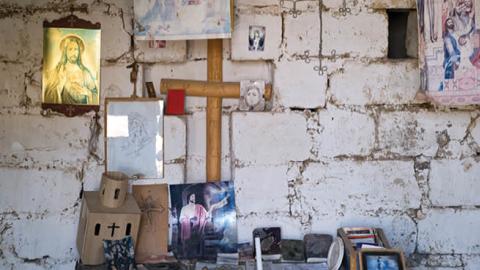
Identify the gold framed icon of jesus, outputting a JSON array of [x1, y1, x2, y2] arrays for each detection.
[[42, 15, 101, 117]]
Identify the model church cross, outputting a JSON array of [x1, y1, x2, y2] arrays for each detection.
[[108, 223, 120, 237], [160, 40, 272, 182]]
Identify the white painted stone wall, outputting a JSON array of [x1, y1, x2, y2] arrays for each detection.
[[0, 0, 479, 269]]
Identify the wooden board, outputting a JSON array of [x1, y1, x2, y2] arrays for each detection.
[[132, 184, 169, 263]]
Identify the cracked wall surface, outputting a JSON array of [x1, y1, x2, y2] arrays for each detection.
[[0, 0, 480, 269]]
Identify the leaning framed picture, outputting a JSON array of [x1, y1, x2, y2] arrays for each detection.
[[169, 181, 237, 260], [42, 15, 101, 117], [358, 248, 406, 270], [105, 98, 164, 179]]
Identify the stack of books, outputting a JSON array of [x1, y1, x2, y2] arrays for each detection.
[[343, 227, 383, 249]]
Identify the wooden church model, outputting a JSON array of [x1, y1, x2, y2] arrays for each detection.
[[76, 172, 142, 265]]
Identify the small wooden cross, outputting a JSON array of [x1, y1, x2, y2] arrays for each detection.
[[160, 40, 272, 182], [107, 223, 120, 237], [65, 105, 76, 117]]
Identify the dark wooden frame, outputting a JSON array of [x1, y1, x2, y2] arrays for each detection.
[[42, 15, 101, 117], [338, 228, 392, 270], [145, 82, 157, 98], [358, 248, 407, 270]]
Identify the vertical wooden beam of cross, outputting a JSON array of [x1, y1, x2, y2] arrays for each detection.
[[206, 39, 223, 182]]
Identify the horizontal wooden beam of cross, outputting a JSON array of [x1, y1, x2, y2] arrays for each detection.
[[159, 79, 273, 100]]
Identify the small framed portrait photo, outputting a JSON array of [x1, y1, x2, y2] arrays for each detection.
[[359, 249, 406, 270], [248, 25, 265, 52]]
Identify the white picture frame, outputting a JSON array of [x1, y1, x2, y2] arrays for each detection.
[[105, 98, 164, 179]]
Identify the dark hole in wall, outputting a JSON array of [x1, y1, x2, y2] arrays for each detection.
[[125, 223, 132, 236], [388, 9, 411, 59], [94, 224, 101, 236], [114, 188, 120, 199]]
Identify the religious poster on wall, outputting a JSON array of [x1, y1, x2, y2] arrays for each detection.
[[134, 0, 232, 40], [170, 181, 237, 260], [42, 16, 101, 116], [417, 0, 480, 105], [105, 98, 164, 179], [248, 25, 266, 52]]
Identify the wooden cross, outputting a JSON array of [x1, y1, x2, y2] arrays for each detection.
[[160, 40, 272, 182], [108, 222, 120, 237], [65, 105, 76, 117]]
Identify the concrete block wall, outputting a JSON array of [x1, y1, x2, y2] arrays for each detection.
[[0, 0, 479, 269]]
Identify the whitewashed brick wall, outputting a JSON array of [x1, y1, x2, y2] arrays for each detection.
[[0, 0, 479, 269]]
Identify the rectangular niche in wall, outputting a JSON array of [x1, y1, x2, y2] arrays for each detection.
[[388, 9, 418, 59]]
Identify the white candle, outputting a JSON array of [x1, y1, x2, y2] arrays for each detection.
[[255, 237, 263, 270]]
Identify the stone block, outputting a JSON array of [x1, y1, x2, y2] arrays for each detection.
[[223, 60, 273, 83], [464, 255, 480, 270], [323, 11, 388, 58], [231, 112, 311, 165], [417, 209, 480, 253], [81, 161, 105, 192], [0, 114, 92, 168], [406, 10, 419, 58], [25, 66, 42, 108], [222, 60, 273, 108], [164, 163, 185, 185], [471, 116, 480, 144], [186, 112, 231, 182], [0, 168, 81, 213], [234, 164, 290, 215], [430, 158, 480, 206], [0, 16, 41, 64], [237, 0, 279, 6], [223, 39, 232, 60], [410, 254, 464, 269], [312, 108, 376, 157], [187, 40, 208, 60], [279, 0, 319, 15], [148, 61, 207, 111], [101, 64, 143, 99], [231, 13, 282, 60], [135, 40, 187, 63], [273, 59, 327, 109], [368, 0, 417, 9], [164, 116, 186, 161], [1, 9, 132, 64], [284, 11, 320, 56], [298, 160, 421, 214], [185, 157, 231, 183], [9, 213, 78, 261], [0, 63, 25, 109], [187, 39, 231, 60], [90, 11, 132, 62], [329, 60, 420, 105], [378, 111, 471, 157]]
